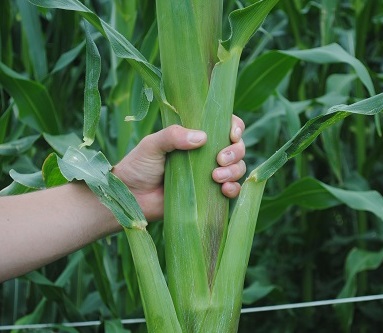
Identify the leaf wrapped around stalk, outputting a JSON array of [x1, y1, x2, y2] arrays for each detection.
[[56, 146, 146, 230]]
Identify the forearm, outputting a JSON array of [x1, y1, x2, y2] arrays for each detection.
[[0, 182, 121, 282]]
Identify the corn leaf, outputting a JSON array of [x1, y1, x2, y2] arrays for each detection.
[[24, 271, 86, 322], [82, 21, 101, 147], [124, 85, 153, 122], [156, 0, 211, 128], [0, 105, 12, 144], [0, 62, 60, 134], [51, 41, 86, 75], [163, 150, 210, 332], [251, 93, 383, 182], [43, 132, 83, 156], [320, 0, 338, 45], [16, 0, 48, 81], [10, 301, 46, 332], [42, 153, 68, 188], [235, 51, 297, 110], [8, 170, 45, 190], [85, 243, 118, 317], [256, 177, 383, 233], [125, 229, 182, 333], [0, 1, 13, 68], [57, 147, 146, 230], [0, 169, 45, 196], [335, 248, 383, 331], [117, 234, 140, 310], [11, 251, 85, 329], [236, 43, 375, 111], [222, 0, 280, 51], [242, 281, 278, 305], [282, 43, 375, 96], [242, 108, 285, 147], [201, 180, 266, 332], [0, 134, 40, 156], [28, 0, 162, 98], [105, 319, 131, 333], [0, 182, 36, 196], [192, 52, 241, 282]]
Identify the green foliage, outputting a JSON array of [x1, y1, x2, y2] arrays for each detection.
[[1, 0, 383, 332]]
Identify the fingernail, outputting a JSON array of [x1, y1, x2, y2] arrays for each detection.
[[227, 182, 237, 193], [188, 131, 206, 144], [234, 127, 242, 140], [221, 151, 235, 165], [216, 168, 231, 181]]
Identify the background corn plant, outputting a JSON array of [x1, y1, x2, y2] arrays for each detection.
[[0, 0, 383, 332]]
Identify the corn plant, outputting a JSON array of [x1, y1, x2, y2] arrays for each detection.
[[1, 0, 383, 332]]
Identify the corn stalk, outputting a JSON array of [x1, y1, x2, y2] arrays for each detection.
[[27, 0, 383, 332]]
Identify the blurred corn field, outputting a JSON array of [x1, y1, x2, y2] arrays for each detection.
[[1, 0, 383, 332]]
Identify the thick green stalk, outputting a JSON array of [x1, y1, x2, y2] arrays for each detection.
[[157, 1, 229, 331], [156, 0, 213, 128], [157, 2, 280, 331]]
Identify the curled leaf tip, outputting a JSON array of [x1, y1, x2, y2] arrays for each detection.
[[79, 136, 94, 148], [132, 220, 148, 230]]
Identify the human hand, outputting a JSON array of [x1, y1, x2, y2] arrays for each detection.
[[113, 115, 246, 221]]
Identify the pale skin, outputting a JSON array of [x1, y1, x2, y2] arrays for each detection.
[[0, 116, 246, 283]]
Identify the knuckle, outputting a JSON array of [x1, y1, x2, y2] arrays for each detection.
[[140, 134, 153, 147], [168, 125, 183, 137], [166, 125, 185, 146]]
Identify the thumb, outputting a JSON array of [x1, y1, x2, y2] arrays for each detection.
[[140, 125, 207, 156]]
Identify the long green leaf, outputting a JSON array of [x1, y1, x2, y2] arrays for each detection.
[[201, 180, 266, 332], [192, 51, 241, 284], [282, 43, 375, 96], [256, 177, 383, 233], [85, 243, 118, 317], [235, 51, 297, 110], [0, 62, 60, 134], [55, 145, 181, 330], [8, 170, 45, 190], [42, 153, 68, 188], [335, 248, 383, 331], [28, 0, 162, 98], [242, 281, 278, 305], [51, 41, 86, 75], [11, 301, 46, 333], [82, 21, 101, 147], [105, 319, 131, 333], [12, 251, 85, 329], [251, 93, 383, 182], [57, 147, 146, 230], [125, 229, 182, 333], [0, 182, 36, 196], [24, 271, 86, 322], [222, 0, 280, 51], [0, 104, 12, 144], [16, 0, 48, 81], [0, 135, 40, 156], [0, 0, 13, 67], [43, 132, 82, 156]]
